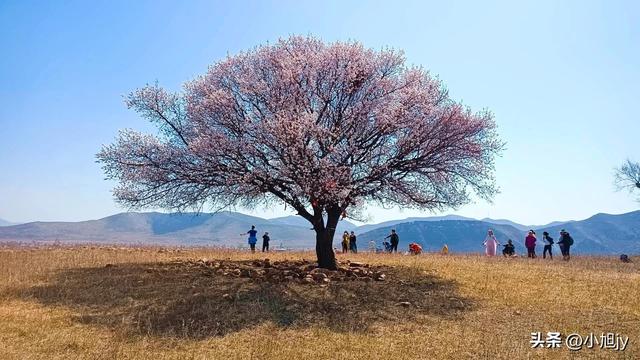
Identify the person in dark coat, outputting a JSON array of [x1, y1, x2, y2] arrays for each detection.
[[349, 231, 357, 253], [557, 229, 574, 260], [541, 231, 554, 259], [385, 229, 400, 253], [262, 232, 270, 252], [502, 239, 515, 257]]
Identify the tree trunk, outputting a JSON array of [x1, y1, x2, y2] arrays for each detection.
[[314, 208, 339, 270], [315, 227, 337, 269]]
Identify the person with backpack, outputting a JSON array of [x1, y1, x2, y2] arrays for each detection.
[[541, 231, 554, 259], [262, 232, 270, 252], [385, 229, 400, 253], [349, 231, 358, 253], [558, 229, 574, 260], [502, 239, 515, 257], [525, 230, 537, 258], [341, 231, 350, 254], [242, 225, 258, 253]]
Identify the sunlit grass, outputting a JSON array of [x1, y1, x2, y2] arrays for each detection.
[[0, 245, 638, 359]]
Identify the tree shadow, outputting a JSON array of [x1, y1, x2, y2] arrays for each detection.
[[12, 260, 473, 339]]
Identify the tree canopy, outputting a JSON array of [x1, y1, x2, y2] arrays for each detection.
[[98, 36, 503, 268], [615, 159, 640, 201]]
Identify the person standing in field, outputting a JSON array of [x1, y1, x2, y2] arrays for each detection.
[[349, 231, 358, 253], [557, 229, 574, 261], [242, 225, 258, 253], [483, 229, 499, 256], [541, 231, 554, 259], [368, 239, 376, 253], [262, 232, 270, 252], [385, 229, 400, 253], [341, 231, 350, 254], [525, 230, 537, 258]]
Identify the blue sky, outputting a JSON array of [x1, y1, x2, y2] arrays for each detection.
[[1, 0, 638, 225]]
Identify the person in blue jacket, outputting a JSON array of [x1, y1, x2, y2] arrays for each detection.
[[243, 225, 258, 253]]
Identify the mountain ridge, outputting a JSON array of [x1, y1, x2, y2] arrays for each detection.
[[0, 218, 19, 227], [0, 211, 637, 254]]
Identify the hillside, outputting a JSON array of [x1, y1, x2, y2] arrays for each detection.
[[0, 218, 18, 227], [1, 211, 638, 254], [358, 220, 522, 253], [357, 212, 640, 255], [270, 215, 357, 234], [355, 215, 475, 234], [0, 212, 353, 248], [542, 211, 640, 254]]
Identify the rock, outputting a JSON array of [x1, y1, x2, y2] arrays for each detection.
[[321, 277, 330, 284], [312, 273, 328, 281], [345, 269, 354, 276], [396, 301, 411, 307], [105, 264, 114, 268], [302, 276, 314, 284], [375, 273, 386, 281], [222, 293, 231, 300], [349, 261, 365, 267], [265, 268, 279, 276], [301, 264, 316, 272], [310, 268, 331, 275]]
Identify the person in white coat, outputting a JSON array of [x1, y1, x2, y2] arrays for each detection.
[[483, 229, 499, 256]]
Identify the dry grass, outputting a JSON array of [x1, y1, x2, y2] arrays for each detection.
[[0, 245, 638, 359]]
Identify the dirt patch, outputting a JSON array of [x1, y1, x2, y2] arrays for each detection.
[[14, 259, 473, 339]]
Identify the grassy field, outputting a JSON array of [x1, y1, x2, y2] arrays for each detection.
[[0, 245, 638, 359]]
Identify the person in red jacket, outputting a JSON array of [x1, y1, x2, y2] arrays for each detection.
[[409, 242, 422, 255], [525, 230, 537, 258]]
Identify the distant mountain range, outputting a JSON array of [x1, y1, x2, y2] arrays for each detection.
[[0, 218, 19, 227], [355, 215, 475, 233], [478, 218, 571, 232], [0, 211, 638, 254], [359, 212, 639, 255], [0, 212, 356, 249]]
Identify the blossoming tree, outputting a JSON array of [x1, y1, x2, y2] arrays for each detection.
[[98, 36, 503, 269]]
